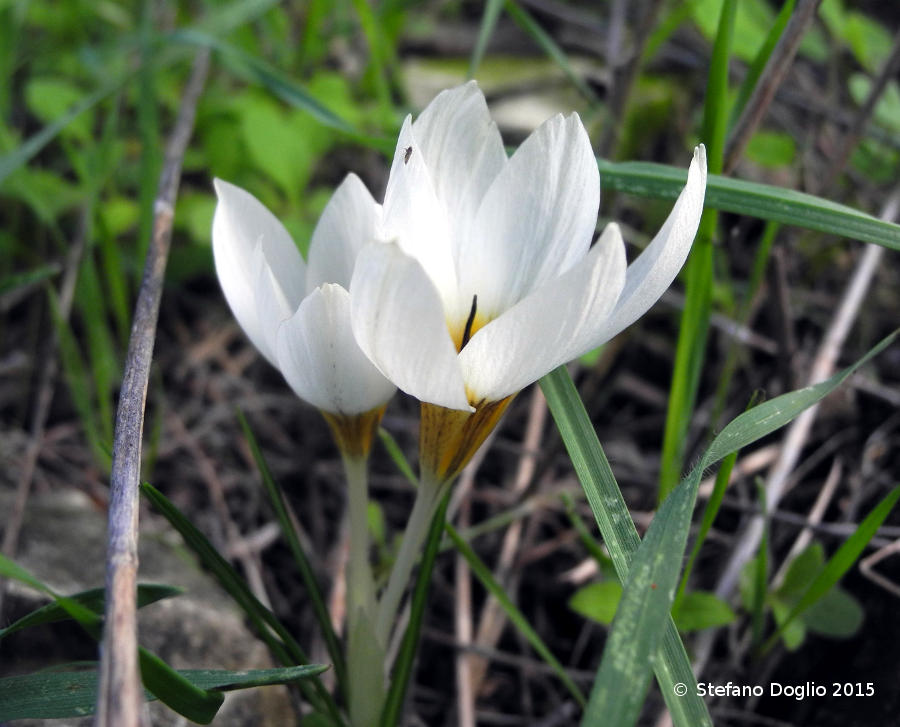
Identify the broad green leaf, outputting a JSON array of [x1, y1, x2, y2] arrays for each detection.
[[540, 368, 712, 727], [776, 544, 824, 600], [0, 665, 326, 721], [592, 331, 896, 726], [596, 159, 900, 249], [802, 587, 864, 638], [25, 77, 93, 143], [0, 584, 182, 639], [569, 581, 622, 626], [690, 0, 773, 61], [671, 591, 736, 633]]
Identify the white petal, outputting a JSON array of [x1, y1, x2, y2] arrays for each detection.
[[306, 173, 382, 291], [350, 242, 471, 412], [459, 224, 627, 403], [590, 145, 707, 342], [252, 242, 295, 363], [411, 81, 507, 241], [380, 116, 459, 312], [275, 284, 396, 415], [212, 179, 306, 364], [457, 112, 600, 321]]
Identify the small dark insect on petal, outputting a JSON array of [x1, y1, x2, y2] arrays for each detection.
[[404, 146, 413, 164]]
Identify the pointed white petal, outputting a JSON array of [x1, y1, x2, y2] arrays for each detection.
[[212, 179, 306, 364], [590, 145, 707, 342], [457, 112, 600, 321], [380, 116, 459, 312], [252, 242, 295, 364], [275, 284, 396, 415], [411, 81, 507, 240], [459, 224, 627, 403], [306, 173, 382, 291], [350, 242, 471, 412]]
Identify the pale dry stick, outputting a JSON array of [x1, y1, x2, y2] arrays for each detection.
[[691, 190, 900, 680], [94, 50, 209, 727], [859, 539, 900, 600], [0, 212, 86, 618], [723, 0, 823, 175], [468, 388, 548, 693], [771, 457, 842, 585], [454, 493, 476, 727]]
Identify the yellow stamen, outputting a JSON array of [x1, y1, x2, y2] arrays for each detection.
[[321, 405, 388, 459]]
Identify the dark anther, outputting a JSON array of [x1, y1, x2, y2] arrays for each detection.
[[461, 295, 478, 350]]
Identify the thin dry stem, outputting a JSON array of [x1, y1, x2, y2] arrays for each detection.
[[94, 50, 209, 727]]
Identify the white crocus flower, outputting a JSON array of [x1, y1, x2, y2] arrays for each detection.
[[350, 82, 707, 483], [212, 175, 396, 455]]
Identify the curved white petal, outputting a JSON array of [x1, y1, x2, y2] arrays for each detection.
[[380, 116, 459, 312], [350, 242, 471, 412], [275, 284, 396, 415], [457, 112, 600, 321], [459, 224, 627, 403], [212, 179, 306, 365], [411, 81, 507, 242], [589, 145, 707, 343], [306, 173, 382, 291], [252, 242, 295, 363]]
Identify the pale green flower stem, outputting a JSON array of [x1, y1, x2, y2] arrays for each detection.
[[375, 473, 446, 647], [342, 453, 385, 727]]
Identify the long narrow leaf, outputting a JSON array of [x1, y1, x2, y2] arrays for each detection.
[[379, 494, 450, 727], [596, 159, 900, 249], [237, 410, 348, 695], [468, 0, 505, 79], [593, 331, 897, 727], [539, 368, 712, 727], [140, 483, 345, 726]]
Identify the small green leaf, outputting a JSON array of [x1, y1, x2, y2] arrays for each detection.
[[776, 544, 824, 600], [745, 131, 796, 168], [772, 599, 806, 651], [671, 591, 736, 633], [802, 587, 864, 638], [569, 581, 622, 626], [0, 584, 183, 640]]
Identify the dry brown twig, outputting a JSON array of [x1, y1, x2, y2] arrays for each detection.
[[94, 50, 209, 727], [722, 0, 823, 174]]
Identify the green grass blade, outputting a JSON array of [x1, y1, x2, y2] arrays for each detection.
[[503, 0, 600, 105], [658, 0, 735, 503], [0, 264, 59, 296], [446, 523, 586, 707], [0, 584, 182, 639], [761, 484, 900, 653], [139, 483, 345, 725], [170, 29, 392, 153], [236, 410, 348, 695], [539, 367, 712, 727], [599, 331, 897, 726], [377, 427, 418, 486], [379, 493, 450, 727], [468, 0, 504, 79], [596, 159, 900, 249]]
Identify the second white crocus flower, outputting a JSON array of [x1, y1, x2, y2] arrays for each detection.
[[212, 175, 396, 454], [350, 82, 707, 482]]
